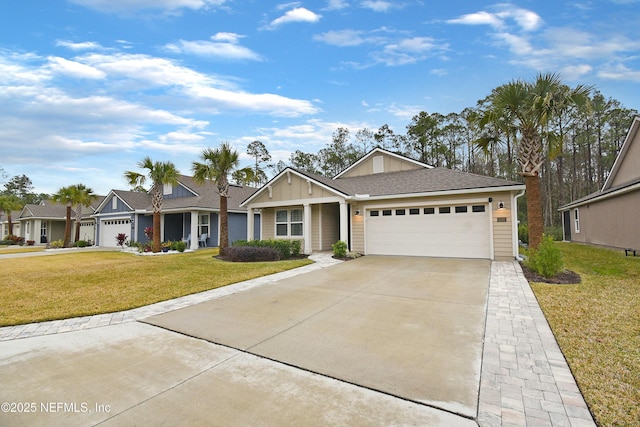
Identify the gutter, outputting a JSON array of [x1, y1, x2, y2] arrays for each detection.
[[514, 189, 526, 261]]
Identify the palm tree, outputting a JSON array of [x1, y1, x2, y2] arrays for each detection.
[[70, 184, 98, 243], [479, 73, 591, 249], [192, 142, 250, 252], [125, 157, 179, 252], [0, 195, 23, 237], [52, 186, 75, 248]]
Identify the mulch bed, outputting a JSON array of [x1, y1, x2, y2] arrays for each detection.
[[519, 263, 581, 284]]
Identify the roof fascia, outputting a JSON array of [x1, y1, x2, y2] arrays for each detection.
[[559, 181, 640, 211], [350, 185, 526, 202], [602, 115, 640, 191], [334, 147, 433, 179]]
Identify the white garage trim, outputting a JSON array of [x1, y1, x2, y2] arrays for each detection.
[[364, 203, 492, 259]]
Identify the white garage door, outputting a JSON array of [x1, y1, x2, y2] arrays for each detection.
[[365, 204, 491, 259], [100, 219, 131, 248]]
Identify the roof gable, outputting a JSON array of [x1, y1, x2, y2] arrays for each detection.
[[335, 148, 432, 178], [603, 115, 640, 190]]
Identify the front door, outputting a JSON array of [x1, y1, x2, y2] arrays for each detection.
[[563, 211, 572, 241]]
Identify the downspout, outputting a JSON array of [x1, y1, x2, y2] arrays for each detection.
[[513, 190, 525, 261]]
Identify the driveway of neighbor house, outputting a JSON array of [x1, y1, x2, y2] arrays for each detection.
[[0, 256, 488, 426]]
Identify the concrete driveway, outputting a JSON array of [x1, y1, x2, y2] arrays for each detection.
[[0, 256, 490, 426]]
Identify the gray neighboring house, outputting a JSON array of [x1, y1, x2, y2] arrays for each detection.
[[559, 115, 640, 250], [17, 199, 98, 244], [1, 211, 21, 240], [93, 175, 260, 250], [242, 148, 526, 260]]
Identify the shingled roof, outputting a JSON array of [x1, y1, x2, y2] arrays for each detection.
[[291, 167, 522, 198]]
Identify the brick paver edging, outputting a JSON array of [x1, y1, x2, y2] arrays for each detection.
[[478, 261, 595, 427]]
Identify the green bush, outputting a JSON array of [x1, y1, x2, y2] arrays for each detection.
[[74, 240, 90, 248], [171, 240, 187, 252], [518, 223, 528, 244], [544, 226, 564, 241], [232, 239, 302, 259], [525, 235, 564, 278], [225, 246, 280, 262], [49, 240, 64, 249], [332, 240, 348, 258]]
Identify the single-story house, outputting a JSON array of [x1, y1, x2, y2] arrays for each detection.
[[1, 211, 21, 239], [559, 115, 640, 250], [241, 148, 526, 260], [18, 200, 98, 244], [94, 175, 260, 250]]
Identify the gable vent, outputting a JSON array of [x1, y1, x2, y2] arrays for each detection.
[[373, 155, 384, 174]]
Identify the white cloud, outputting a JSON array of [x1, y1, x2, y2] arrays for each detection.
[[561, 64, 593, 80], [267, 7, 321, 29], [55, 40, 105, 51], [326, 0, 349, 10], [447, 5, 542, 32], [47, 57, 106, 79], [598, 64, 640, 81], [360, 0, 396, 12], [68, 0, 227, 14], [164, 33, 263, 61], [314, 29, 370, 47], [387, 103, 423, 121], [374, 37, 447, 66]]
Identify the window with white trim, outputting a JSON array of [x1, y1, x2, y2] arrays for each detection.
[[112, 196, 118, 210], [163, 183, 173, 195], [199, 214, 209, 236], [574, 209, 580, 233], [275, 209, 303, 237]]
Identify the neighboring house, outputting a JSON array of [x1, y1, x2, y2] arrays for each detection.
[[93, 175, 260, 250], [559, 115, 640, 250], [241, 148, 526, 260], [18, 200, 98, 244], [1, 211, 21, 239]]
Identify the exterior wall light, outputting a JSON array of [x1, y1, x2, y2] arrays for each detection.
[[498, 201, 505, 209]]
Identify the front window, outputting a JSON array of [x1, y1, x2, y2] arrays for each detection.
[[276, 209, 303, 237], [574, 209, 580, 233], [199, 214, 209, 236]]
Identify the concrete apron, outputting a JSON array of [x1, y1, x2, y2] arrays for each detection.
[[0, 256, 489, 426], [145, 256, 491, 419]]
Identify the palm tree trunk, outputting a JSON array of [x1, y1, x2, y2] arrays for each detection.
[[153, 211, 161, 252], [220, 195, 229, 253], [64, 204, 72, 247], [74, 207, 82, 242], [524, 173, 544, 249]]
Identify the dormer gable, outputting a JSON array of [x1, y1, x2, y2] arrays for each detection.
[[334, 148, 432, 179]]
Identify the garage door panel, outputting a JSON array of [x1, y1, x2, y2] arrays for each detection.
[[100, 219, 131, 247], [366, 205, 490, 259]]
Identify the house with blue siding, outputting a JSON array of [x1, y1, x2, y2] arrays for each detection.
[[93, 175, 260, 250]]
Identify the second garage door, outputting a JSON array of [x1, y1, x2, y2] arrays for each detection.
[[365, 204, 491, 259]]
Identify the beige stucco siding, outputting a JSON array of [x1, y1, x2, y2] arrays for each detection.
[[610, 128, 640, 187], [340, 154, 423, 178], [568, 190, 640, 249]]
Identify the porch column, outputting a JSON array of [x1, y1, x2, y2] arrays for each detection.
[[303, 203, 312, 254], [247, 207, 254, 241], [339, 201, 348, 247], [190, 211, 199, 250]]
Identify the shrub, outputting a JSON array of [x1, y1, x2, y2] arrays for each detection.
[[544, 226, 564, 241], [172, 240, 187, 252], [232, 239, 301, 259], [332, 240, 348, 258], [525, 235, 564, 278], [518, 223, 528, 245], [116, 233, 128, 247], [74, 240, 90, 248], [2, 235, 25, 246], [225, 246, 280, 262], [49, 240, 64, 249]]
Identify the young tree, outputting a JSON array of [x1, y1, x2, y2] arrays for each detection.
[[192, 142, 248, 252], [478, 73, 591, 249], [70, 184, 98, 243], [0, 195, 23, 236], [52, 186, 75, 248], [125, 158, 179, 252]]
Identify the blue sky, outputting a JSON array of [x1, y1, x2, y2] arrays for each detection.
[[1, 0, 639, 196]]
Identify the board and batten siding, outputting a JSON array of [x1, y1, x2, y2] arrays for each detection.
[[339, 155, 422, 178]]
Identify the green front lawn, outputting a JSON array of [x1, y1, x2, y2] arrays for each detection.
[[530, 242, 640, 427], [0, 248, 312, 327]]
